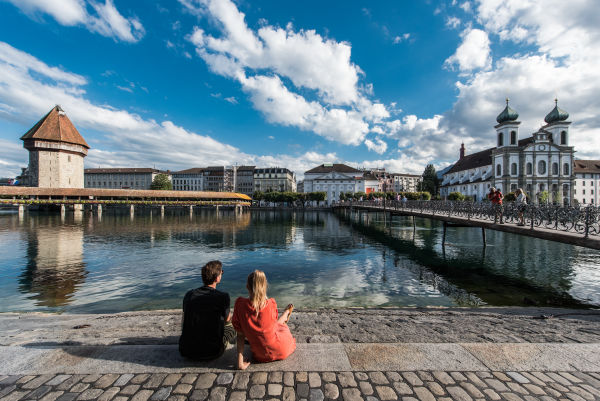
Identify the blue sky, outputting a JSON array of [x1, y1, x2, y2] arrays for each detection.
[[1, 0, 599, 179]]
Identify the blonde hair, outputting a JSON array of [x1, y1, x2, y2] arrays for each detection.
[[247, 270, 268, 316]]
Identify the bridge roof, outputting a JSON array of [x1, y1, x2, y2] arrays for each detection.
[[0, 187, 251, 201]]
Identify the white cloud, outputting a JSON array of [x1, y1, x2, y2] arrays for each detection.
[[364, 138, 388, 154], [445, 28, 491, 72], [224, 96, 237, 104], [5, 0, 145, 42], [183, 0, 390, 150], [393, 33, 411, 44], [446, 16, 461, 29]]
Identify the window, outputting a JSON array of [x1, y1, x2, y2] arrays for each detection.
[[552, 163, 559, 175], [496, 164, 502, 176], [498, 132, 503, 147], [538, 160, 546, 175], [563, 163, 569, 175], [591, 181, 594, 186], [510, 131, 517, 145], [526, 162, 532, 175], [68, 155, 71, 162], [561, 131, 567, 145], [511, 184, 517, 191], [583, 190, 586, 195], [511, 163, 517, 175]]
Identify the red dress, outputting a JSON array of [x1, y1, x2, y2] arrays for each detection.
[[232, 297, 296, 363]]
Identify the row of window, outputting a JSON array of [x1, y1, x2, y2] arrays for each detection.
[[498, 131, 567, 146], [496, 161, 570, 177], [575, 181, 600, 186]]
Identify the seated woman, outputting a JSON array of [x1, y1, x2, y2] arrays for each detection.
[[232, 270, 296, 370]]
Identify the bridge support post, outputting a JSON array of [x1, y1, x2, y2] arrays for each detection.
[[189, 205, 194, 215], [413, 215, 416, 231], [160, 205, 165, 217], [442, 221, 447, 247], [97, 204, 102, 215], [74, 204, 83, 212], [482, 227, 486, 247], [18, 204, 25, 215], [130, 204, 135, 219]]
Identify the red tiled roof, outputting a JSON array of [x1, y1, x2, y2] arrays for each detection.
[[305, 164, 361, 174], [20, 106, 89, 149], [573, 160, 600, 173]]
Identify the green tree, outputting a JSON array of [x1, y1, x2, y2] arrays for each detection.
[[419, 164, 439, 196], [150, 173, 172, 190], [538, 190, 549, 204], [253, 190, 264, 201], [448, 191, 465, 201]]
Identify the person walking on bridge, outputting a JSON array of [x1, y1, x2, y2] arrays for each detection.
[[488, 187, 504, 224]]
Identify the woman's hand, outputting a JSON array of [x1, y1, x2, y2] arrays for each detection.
[[237, 359, 251, 370]]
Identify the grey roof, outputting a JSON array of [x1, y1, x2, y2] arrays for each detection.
[[305, 163, 361, 174]]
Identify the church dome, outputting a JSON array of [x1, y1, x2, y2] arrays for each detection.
[[544, 99, 569, 124], [496, 99, 519, 123]]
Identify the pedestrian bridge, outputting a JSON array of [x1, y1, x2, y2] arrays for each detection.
[[333, 200, 600, 250]]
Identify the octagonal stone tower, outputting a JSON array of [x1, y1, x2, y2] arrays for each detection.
[[21, 105, 89, 188]]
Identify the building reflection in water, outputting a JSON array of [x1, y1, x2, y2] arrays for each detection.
[[19, 220, 87, 307]]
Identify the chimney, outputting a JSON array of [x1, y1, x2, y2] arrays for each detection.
[[459, 143, 465, 160]]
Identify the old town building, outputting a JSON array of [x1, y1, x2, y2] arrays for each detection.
[[172, 168, 204, 191], [254, 167, 296, 193], [85, 168, 166, 189], [573, 160, 600, 205]]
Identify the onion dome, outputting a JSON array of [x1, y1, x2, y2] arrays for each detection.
[[544, 98, 569, 124], [496, 98, 519, 123]]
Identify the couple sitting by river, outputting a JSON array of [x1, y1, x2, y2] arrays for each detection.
[[178, 260, 296, 370]]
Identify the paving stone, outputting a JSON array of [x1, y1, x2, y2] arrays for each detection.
[[131, 390, 154, 401], [432, 372, 455, 385], [386, 372, 402, 383], [189, 389, 208, 401], [296, 372, 308, 383], [401, 398, 419, 401], [338, 372, 357, 388], [523, 396, 538, 401], [167, 396, 186, 401], [475, 372, 492, 379], [162, 375, 182, 387], [539, 397, 556, 401], [402, 373, 422, 386], [531, 372, 554, 383], [568, 386, 594, 401], [283, 387, 295, 401], [208, 387, 226, 401], [151, 387, 173, 401], [69, 383, 90, 393], [416, 372, 433, 382], [459, 382, 484, 399], [25, 385, 52, 399], [268, 384, 282, 396], [500, 393, 524, 401], [40, 391, 65, 401], [560, 373, 583, 384], [97, 387, 120, 401], [196, 374, 218, 390], [248, 385, 265, 399], [297, 383, 310, 398], [95, 375, 119, 389], [572, 372, 600, 387], [492, 372, 511, 382], [523, 384, 546, 396], [366, 397, 378, 401], [144, 375, 168, 389], [267, 372, 282, 383], [549, 382, 569, 393], [120, 385, 141, 396], [341, 388, 363, 401], [77, 388, 104, 400], [173, 384, 192, 395], [322, 372, 336, 383], [463, 373, 486, 389], [228, 391, 246, 401], [354, 373, 368, 381], [0, 376, 21, 385], [46, 376, 72, 387], [304, 373, 319, 388], [564, 393, 587, 401], [283, 372, 295, 387], [446, 386, 473, 401], [17, 375, 36, 384], [57, 376, 85, 392], [232, 373, 249, 390], [112, 397, 129, 401], [543, 386, 563, 398], [375, 386, 398, 400], [310, 389, 324, 401], [449, 372, 467, 382], [579, 384, 600, 398], [0, 386, 17, 400], [251, 373, 267, 385], [485, 379, 509, 392], [507, 372, 530, 384], [519, 373, 545, 387], [425, 381, 445, 396], [23, 375, 53, 389], [0, 391, 28, 401], [81, 375, 102, 384], [216, 374, 233, 386], [507, 382, 529, 395], [483, 389, 501, 401], [393, 382, 413, 395], [131, 375, 151, 385], [369, 372, 388, 385], [324, 383, 339, 400], [56, 393, 79, 401], [413, 387, 436, 401], [359, 382, 373, 396]]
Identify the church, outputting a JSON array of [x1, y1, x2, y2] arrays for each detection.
[[440, 100, 575, 204]]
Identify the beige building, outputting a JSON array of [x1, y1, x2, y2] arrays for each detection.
[[254, 168, 296, 193], [85, 168, 165, 190], [21, 105, 89, 188], [573, 160, 600, 205]]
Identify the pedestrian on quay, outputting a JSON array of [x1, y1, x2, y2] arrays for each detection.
[[515, 188, 527, 226], [232, 270, 296, 370], [178, 260, 236, 360], [488, 187, 504, 223]]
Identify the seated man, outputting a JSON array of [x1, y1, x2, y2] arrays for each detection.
[[179, 260, 236, 360]]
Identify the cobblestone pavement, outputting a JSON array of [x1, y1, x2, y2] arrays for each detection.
[[1, 370, 599, 401]]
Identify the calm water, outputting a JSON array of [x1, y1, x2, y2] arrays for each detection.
[[0, 208, 598, 313]]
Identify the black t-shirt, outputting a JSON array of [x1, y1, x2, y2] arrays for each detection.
[[178, 286, 230, 360]]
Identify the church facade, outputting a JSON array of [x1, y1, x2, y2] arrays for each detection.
[[441, 100, 575, 204]]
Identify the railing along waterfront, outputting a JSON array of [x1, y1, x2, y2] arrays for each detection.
[[334, 200, 600, 239]]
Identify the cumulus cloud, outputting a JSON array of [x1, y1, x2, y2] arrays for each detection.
[[5, 0, 145, 42], [182, 0, 389, 149], [445, 28, 491, 72], [364, 138, 388, 154]]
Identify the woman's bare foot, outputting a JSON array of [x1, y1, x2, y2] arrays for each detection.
[[284, 304, 294, 323]]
